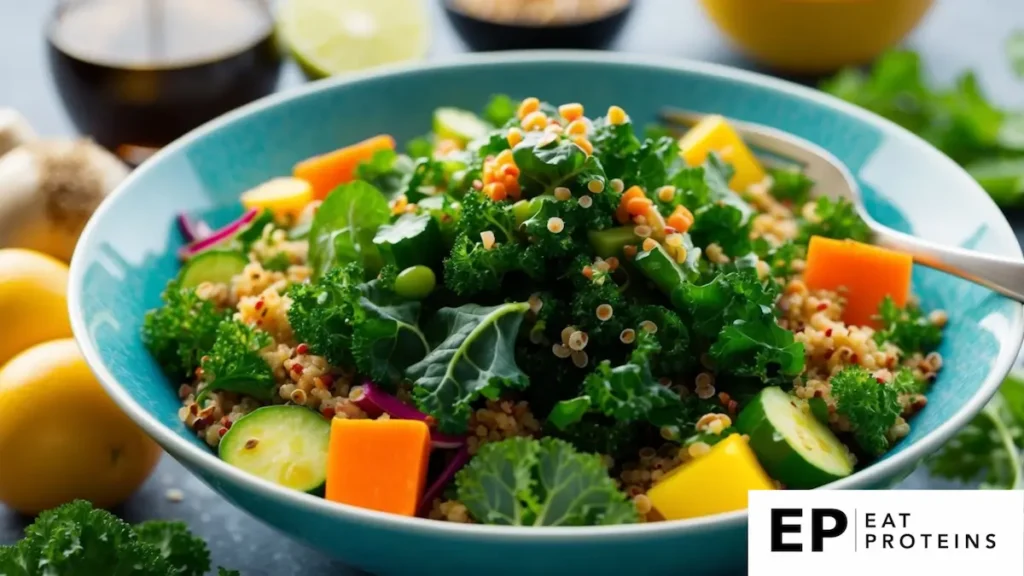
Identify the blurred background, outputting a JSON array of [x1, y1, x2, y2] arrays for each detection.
[[1, 1, 1023, 575]]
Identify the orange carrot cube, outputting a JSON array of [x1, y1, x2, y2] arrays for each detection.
[[803, 236, 913, 328], [325, 419, 431, 516]]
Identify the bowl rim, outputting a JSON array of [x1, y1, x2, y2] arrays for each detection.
[[69, 49, 1024, 540]]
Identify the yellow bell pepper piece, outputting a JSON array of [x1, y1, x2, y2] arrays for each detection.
[[241, 177, 314, 220], [677, 115, 766, 193], [647, 434, 774, 520]]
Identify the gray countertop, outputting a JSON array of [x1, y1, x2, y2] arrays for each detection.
[[2, 1, 1023, 574]]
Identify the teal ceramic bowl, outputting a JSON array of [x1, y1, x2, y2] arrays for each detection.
[[69, 52, 1023, 575]]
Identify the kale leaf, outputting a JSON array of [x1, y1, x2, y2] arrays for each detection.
[[409, 302, 531, 433], [197, 321, 275, 403], [142, 280, 228, 379], [873, 296, 943, 355], [455, 437, 638, 526]]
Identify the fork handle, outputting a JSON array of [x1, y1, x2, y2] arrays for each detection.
[[870, 225, 1024, 303]]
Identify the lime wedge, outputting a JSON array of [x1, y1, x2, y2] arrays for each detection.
[[278, 0, 430, 79]]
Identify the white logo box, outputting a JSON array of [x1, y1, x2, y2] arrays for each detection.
[[748, 490, 1024, 576]]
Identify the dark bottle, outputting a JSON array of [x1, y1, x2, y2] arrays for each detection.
[[47, 0, 282, 157]]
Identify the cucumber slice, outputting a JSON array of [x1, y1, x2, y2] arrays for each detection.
[[588, 226, 640, 258], [736, 387, 854, 489], [433, 107, 491, 145], [219, 405, 331, 493], [634, 244, 688, 296], [179, 250, 248, 289]]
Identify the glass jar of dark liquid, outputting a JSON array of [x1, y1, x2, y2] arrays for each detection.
[[47, 0, 282, 160]]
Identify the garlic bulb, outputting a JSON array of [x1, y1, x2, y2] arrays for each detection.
[[0, 138, 129, 262], [0, 108, 37, 159]]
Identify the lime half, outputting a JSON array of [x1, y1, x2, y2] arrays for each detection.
[[278, 0, 430, 79]]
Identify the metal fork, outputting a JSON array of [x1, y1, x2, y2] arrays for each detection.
[[660, 108, 1024, 303]]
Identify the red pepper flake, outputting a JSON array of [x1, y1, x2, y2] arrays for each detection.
[[824, 349, 835, 360], [424, 415, 437, 428], [824, 328, 833, 337], [218, 427, 228, 437], [255, 299, 265, 311], [291, 363, 304, 375], [876, 377, 886, 385], [319, 373, 334, 387], [321, 406, 336, 420], [194, 367, 205, 378], [296, 343, 309, 355], [816, 302, 828, 311], [850, 353, 859, 364]]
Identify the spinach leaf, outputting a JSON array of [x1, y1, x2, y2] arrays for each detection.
[[409, 302, 531, 432], [308, 181, 390, 278], [455, 437, 637, 526], [373, 212, 443, 270], [547, 396, 592, 431]]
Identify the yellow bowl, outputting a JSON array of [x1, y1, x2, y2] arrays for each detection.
[[697, 0, 935, 74]]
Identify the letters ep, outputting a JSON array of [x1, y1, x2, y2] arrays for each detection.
[[770, 508, 848, 552]]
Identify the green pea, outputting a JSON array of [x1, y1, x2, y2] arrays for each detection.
[[394, 265, 436, 300]]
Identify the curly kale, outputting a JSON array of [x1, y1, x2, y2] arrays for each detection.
[[767, 166, 815, 205], [197, 320, 274, 403], [142, 280, 229, 380], [830, 366, 918, 457], [455, 437, 637, 526], [550, 413, 647, 460], [797, 196, 872, 244], [288, 263, 428, 386], [0, 500, 235, 576], [873, 295, 943, 355]]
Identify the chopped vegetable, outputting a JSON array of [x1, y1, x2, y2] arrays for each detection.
[[325, 419, 431, 516], [433, 107, 492, 146], [373, 212, 443, 270], [197, 321, 275, 402], [0, 500, 236, 576], [308, 181, 391, 278], [177, 249, 248, 289], [796, 196, 871, 244], [646, 434, 774, 520], [219, 405, 330, 493], [455, 437, 637, 526], [142, 280, 228, 379], [737, 387, 854, 489], [677, 114, 766, 192], [829, 366, 918, 457], [409, 302, 530, 433], [288, 263, 429, 385], [349, 381, 466, 449], [803, 236, 912, 327], [178, 208, 260, 260], [873, 295, 942, 354], [293, 134, 396, 199], [240, 176, 314, 220]]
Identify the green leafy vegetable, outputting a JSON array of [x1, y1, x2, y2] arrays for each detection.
[[410, 302, 531, 432], [767, 166, 815, 205], [548, 395, 592, 430], [197, 321, 274, 403], [821, 43, 1024, 206], [709, 319, 805, 385], [288, 263, 428, 386], [373, 211, 443, 270], [482, 94, 520, 127], [928, 371, 1024, 489], [0, 500, 235, 576], [873, 296, 942, 354], [142, 281, 228, 379], [796, 196, 871, 244], [308, 181, 391, 278], [830, 365, 918, 457], [584, 331, 686, 426], [455, 437, 638, 526]]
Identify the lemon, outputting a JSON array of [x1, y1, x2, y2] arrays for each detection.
[[0, 339, 163, 514], [278, 0, 430, 79], [0, 248, 73, 368]]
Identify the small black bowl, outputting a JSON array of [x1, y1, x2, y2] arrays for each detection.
[[443, 1, 634, 51]]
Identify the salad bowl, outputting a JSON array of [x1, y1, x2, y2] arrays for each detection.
[[68, 51, 1023, 576]]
